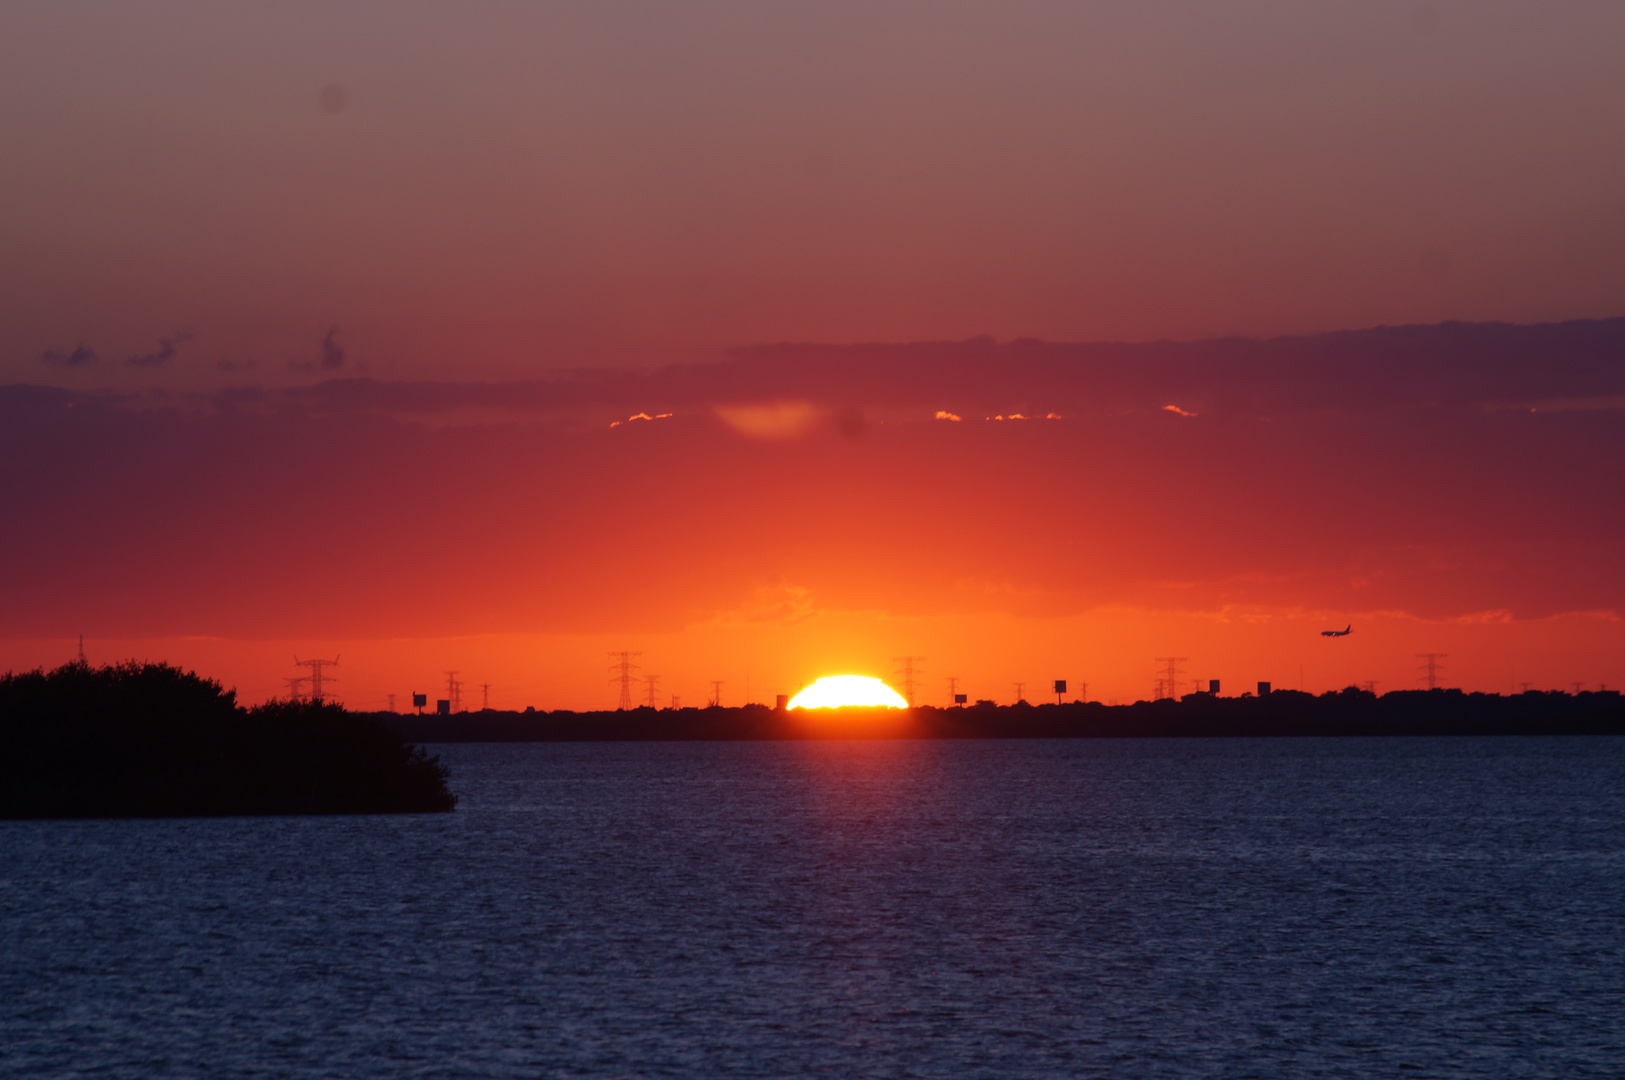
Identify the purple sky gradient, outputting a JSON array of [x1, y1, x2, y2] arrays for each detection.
[[5, 1, 1625, 387]]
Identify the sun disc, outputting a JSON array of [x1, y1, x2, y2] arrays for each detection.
[[786, 675, 909, 709]]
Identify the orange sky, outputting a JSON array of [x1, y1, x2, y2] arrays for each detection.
[[2, 5, 1622, 707]]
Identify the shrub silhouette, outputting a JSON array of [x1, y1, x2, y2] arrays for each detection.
[[0, 661, 454, 818]]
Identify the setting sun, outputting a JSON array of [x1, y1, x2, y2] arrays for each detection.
[[786, 676, 909, 709]]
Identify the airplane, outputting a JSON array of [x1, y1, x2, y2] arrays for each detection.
[[1321, 625, 1352, 637]]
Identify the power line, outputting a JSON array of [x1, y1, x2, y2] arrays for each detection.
[[608, 652, 641, 711], [1415, 653, 1447, 690], [295, 655, 339, 701], [893, 656, 925, 706]]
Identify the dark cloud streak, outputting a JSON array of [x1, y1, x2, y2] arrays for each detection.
[[124, 328, 195, 368], [40, 345, 99, 367], [240, 318, 1625, 422]]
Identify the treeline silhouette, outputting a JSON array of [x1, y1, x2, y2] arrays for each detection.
[[1, 661, 454, 818], [377, 687, 1625, 742]]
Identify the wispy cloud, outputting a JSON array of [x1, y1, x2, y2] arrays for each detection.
[[125, 328, 195, 367], [320, 326, 345, 370], [40, 345, 99, 367]]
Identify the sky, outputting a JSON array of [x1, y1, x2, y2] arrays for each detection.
[[2, 2, 1623, 707]]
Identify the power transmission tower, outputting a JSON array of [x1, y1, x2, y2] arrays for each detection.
[[444, 670, 463, 712], [481, 682, 491, 711], [1014, 682, 1026, 702], [387, 693, 397, 712], [1517, 682, 1533, 694], [1415, 653, 1447, 690], [284, 676, 308, 701], [1362, 681, 1378, 694], [77, 634, 86, 664], [644, 673, 660, 708], [893, 656, 925, 706], [609, 652, 642, 711], [709, 680, 724, 708], [1078, 681, 1088, 702], [946, 676, 960, 706], [1154, 657, 1187, 701], [1573, 682, 1586, 695], [295, 655, 339, 701], [670, 694, 681, 709]]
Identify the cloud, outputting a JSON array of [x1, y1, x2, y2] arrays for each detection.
[[238, 318, 1625, 425], [40, 345, 99, 367], [713, 401, 822, 439], [125, 328, 195, 367], [608, 412, 674, 428], [321, 326, 345, 370]]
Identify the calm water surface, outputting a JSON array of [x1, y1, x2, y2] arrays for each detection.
[[2, 737, 1623, 1078]]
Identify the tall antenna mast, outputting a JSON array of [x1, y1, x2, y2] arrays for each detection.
[[608, 652, 642, 710]]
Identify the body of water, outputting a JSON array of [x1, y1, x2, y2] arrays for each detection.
[[3, 737, 1623, 1077]]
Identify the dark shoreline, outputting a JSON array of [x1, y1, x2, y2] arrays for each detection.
[[375, 688, 1625, 742]]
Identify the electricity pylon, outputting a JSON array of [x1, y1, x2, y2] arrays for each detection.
[[1153, 657, 1187, 701], [644, 673, 660, 708], [444, 670, 462, 712], [295, 655, 339, 701], [609, 652, 641, 711], [1416, 653, 1447, 690], [284, 676, 308, 701], [709, 680, 724, 708], [893, 656, 925, 706]]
